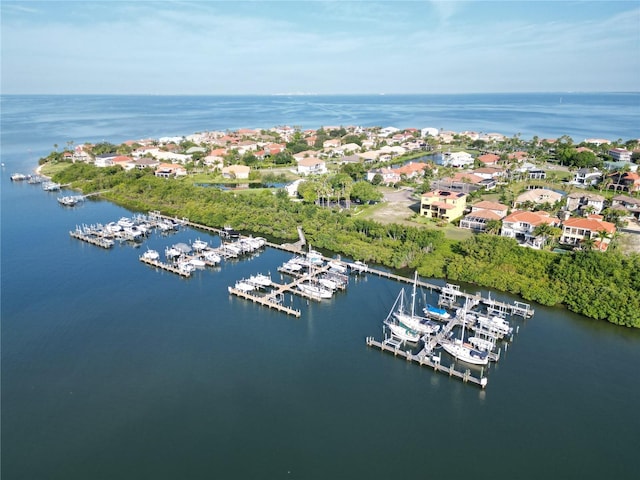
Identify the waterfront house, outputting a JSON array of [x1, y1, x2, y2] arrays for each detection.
[[420, 190, 467, 222], [459, 209, 503, 232], [132, 157, 160, 170], [459, 201, 508, 232], [560, 215, 616, 251], [393, 162, 430, 180], [501, 210, 560, 248], [441, 151, 474, 168]]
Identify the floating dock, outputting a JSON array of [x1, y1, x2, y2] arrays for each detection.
[[228, 287, 301, 317], [69, 230, 114, 249]]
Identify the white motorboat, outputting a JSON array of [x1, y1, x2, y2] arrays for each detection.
[[10, 173, 28, 181], [42, 181, 60, 191], [475, 314, 513, 337], [281, 261, 302, 272], [468, 336, 495, 352], [177, 261, 196, 275], [105, 222, 122, 233], [189, 258, 206, 268], [327, 260, 347, 274], [203, 251, 222, 264], [318, 277, 339, 291], [233, 280, 256, 292], [141, 249, 160, 261], [192, 238, 208, 251], [247, 273, 272, 288], [165, 246, 181, 259], [57, 195, 80, 206], [123, 225, 144, 238], [423, 304, 452, 320], [117, 217, 135, 228], [297, 281, 333, 299]]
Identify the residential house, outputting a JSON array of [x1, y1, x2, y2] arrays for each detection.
[[432, 171, 495, 193], [560, 215, 616, 251], [155, 163, 187, 178], [459, 201, 509, 232], [112, 155, 135, 170], [132, 157, 160, 170], [514, 188, 563, 208], [573, 167, 602, 186], [608, 171, 640, 193], [459, 209, 504, 232], [611, 194, 640, 220], [420, 190, 467, 222], [366, 168, 400, 185], [94, 153, 118, 167], [222, 164, 250, 180], [472, 167, 505, 180], [584, 138, 610, 146], [322, 138, 341, 149], [501, 210, 560, 248], [608, 148, 632, 162], [441, 151, 474, 168], [284, 179, 304, 198], [477, 153, 501, 166], [297, 157, 327, 176], [393, 162, 430, 180], [565, 192, 606, 215]]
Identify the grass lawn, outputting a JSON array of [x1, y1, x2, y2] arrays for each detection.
[[38, 161, 73, 177]]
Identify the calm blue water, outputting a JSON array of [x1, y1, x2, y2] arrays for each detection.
[[2, 95, 639, 479]]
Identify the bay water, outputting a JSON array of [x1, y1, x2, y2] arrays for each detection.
[[2, 94, 639, 479]]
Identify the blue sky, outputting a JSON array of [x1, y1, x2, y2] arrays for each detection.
[[1, 0, 638, 94]]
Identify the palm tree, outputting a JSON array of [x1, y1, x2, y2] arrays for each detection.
[[580, 235, 596, 251], [485, 219, 502, 235], [595, 229, 612, 251]]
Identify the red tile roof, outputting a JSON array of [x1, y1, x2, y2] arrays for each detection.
[[563, 217, 616, 234]]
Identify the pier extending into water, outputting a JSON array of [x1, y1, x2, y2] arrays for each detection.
[[365, 336, 488, 388]]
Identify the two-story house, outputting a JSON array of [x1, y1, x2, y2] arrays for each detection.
[[420, 190, 467, 222], [560, 215, 616, 251], [500, 210, 559, 248]]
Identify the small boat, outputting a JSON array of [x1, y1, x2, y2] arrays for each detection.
[[475, 314, 513, 337], [468, 336, 495, 352], [177, 261, 196, 275], [318, 277, 339, 291], [203, 251, 222, 264], [42, 181, 60, 191], [281, 261, 303, 272], [57, 195, 80, 206], [10, 173, 28, 181], [105, 222, 122, 233], [192, 238, 208, 251], [423, 304, 451, 320], [221, 226, 240, 239], [232, 280, 256, 292], [327, 260, 347, 274], [297, 281, 333, 299], [247, 273, 272, 288], [349, 260, 368, 273], [141, 249, 160, 261], [117, 217, 135, 228], [188, 258, 206, 268], [165, 246, 181, 259], [123, 225, 144, 238]]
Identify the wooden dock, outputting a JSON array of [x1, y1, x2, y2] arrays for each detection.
[[139, 256, 191, 277], [69, 230, 114, 249], [228, 287, 301, 317], [366, 336, 488, 388]]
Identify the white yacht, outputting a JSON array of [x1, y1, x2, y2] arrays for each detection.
[[441, 338, 489, 365], [203, 251, 222, 264], [297, 280, 332, 299], [247, 273, 272, 288], [192, 238, 208, 251], [141, 249, 160, 261]]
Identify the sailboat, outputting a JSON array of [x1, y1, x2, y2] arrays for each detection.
[[441, 302, 489, 365], [383, 287, 421, 343], [393, 272, 440, 335]]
